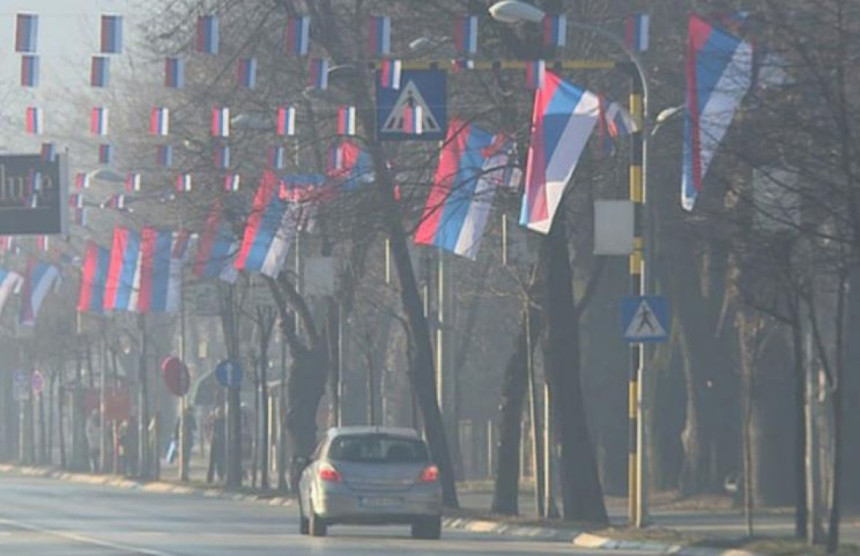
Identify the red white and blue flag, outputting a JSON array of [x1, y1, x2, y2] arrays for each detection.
[[214, 145, 230, 169], [237, 57, 257, 88], [104, 227, 139, 312], [91, 56, 110, 87], [211, 107, 230, 137], [194, 199, 239, 283], [150, 107, 170, 136], [125, 172, 141, 192], [156, 145, 173, 167], [224, 174, 241, 192], [196, 15, 219, 54], [101, 194, 125, 210], [596, 94, 639, 155], [277, 106, 296, 136], [268, 146, 285, 170], [98, 144, 112, 164], [69, 192, 84, 209], [91, 107, 109, 135], [26, 107, 43, 134], [415, 120, 513, 259], [308, 58, 329, 89], [21, 55, 39, 87], [15, 14, 38, 53], [176, 173, 192, 192], [137, 227, 185, 314], [682, 13, 752, 211], [0, 268, 23, 318], [520, 71, 600, 233], [164, 57, 185, 88], [542, 15, 566, 48], [379, 59, 402, 89], [624, 13, 649, 52], [74, 208, 87, 226], [19, 259, 61, 326], [368, 16, 391, 56], [77, 241, 110, 314], [327, 140, 373, 190], [453, 15, 478, 56], [100, 15, 123, 53], [337, 105, 356, 135], [75, 172, 90, 190], [525, 60, 545, 89], [285, 16, 310, 56]]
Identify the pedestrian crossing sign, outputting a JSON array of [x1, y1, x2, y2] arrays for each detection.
[[376, 69, 447, 141], [622, 296, 669, 342]]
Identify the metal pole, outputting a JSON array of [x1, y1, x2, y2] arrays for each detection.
[[435, 251, 444, 411], [179, 263, 189, 482], [525, 305, 545, 517]]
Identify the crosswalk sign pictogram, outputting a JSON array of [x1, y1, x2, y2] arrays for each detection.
[[376, 69, 447, 141], [622, 296, 669, 342]]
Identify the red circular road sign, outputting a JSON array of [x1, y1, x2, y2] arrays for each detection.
[[161, 356, 190, 397]]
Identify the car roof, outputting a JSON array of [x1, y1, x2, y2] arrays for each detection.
[[325, 426, 422, 440]]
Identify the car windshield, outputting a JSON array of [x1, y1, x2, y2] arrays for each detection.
[[327, 434, 430, 463]]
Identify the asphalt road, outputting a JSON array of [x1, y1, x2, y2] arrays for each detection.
[[0, 475, 660, 556]]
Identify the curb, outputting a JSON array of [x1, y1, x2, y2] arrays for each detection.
[[571, 531, 759, 555]]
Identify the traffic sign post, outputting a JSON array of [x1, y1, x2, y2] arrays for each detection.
[[622, 296, 669, 342], [215, 359, 243, 389], [376, 69, 447, 141]]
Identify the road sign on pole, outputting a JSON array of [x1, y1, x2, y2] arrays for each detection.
[[215, 359, 243, 389], [376, 69, 447, 141], [622, 296, 669, 342]]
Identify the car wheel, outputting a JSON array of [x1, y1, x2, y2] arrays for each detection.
[[411, 516, 441, 540], [309, 499, 327, 537]]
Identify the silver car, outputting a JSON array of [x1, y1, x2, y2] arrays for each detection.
[[297, 426, 443, 539]]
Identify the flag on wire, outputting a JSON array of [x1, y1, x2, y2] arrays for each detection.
[[285, 15, 310, 56], [176, 174, 192, 193], [625, 12, 649, 52], [525, 60, 545, 89], [308, 58, 329, 89], [36, 236, 49, 252], [41, 143, 55, 162], [19, 259, 61, 326], [21, 55, 39, 87], [542, 14, 566, 48], [91, 56, 110, 87], [224, 174, 241, 192], [0, 269, 23, 318], [75, 172, 90, 190], [15, 14, 38, 53], [91, 107, 109, 135], [196, 15, 219, 54], [682, 13, 752, 211], [77, 241, 110, 314], [98, 144, 112, 164], [327, 140, 374, 190], [150, 107, 169, 136], [337, 105, 356, 135], [156, 145, 173, 167], [520, 71, 600, 233], [268, 146, 285, 170], [415, 120, 513, 259], [74, 208, 87, 225], [214, 145, 230, 169], [0, 238, 15, 255], [125, 172, 141, 192], [211, 107, 230, 137], [237, 57, 257, 88], [100, 15, 123, 53], [453, 15, 478, 56], [368, 16, 391, 57], [164, 57, 185, 88], [69, 192, 84, 209], [101, 194, 125, 210], [379, 59, 402, 89], [194, 199, 239, 283], [25, 107, 43, 135], [276, 106, 296, 136]]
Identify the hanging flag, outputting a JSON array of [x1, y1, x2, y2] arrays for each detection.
[[279, 174, 326, 230], [235, 171, 302, 278], [196, 15, 219, 54], [194, 199, 239, 283], [285, 15, 310, 56], [379, 59, 402, 89], [156, 145, 173, 167], [150, 107, 170, 136], [69, 192, 84, 209], [18, 259, 61, 326], [0, 269, 23, 318], [625, 12, 649, 52], [101, 194, 126, 210], [327, 140, 374, 190], [91, 107, 109, 135], [77, 241, 110, 314], [224, 174, 241, 192], [91, 56, 110, 87], [214, 145, 230, 169], [308, 58, 329, 89], [0, 237, 15, 255], [25, 107, 43, 135], [336, 105, 356, 135], [453, 15, 478, 56], [520, 71, 600, 234], [268, 146, 285, 170], [415, 120, 512, 259], [211, 107, 230, 137], [237, 57, 257, 88], [525, 59, 545, 89], [596, 94, 640, 156], [104, 227, 139, 312], [164, 57, 185, 88], [36, 236, 49, 252], [74, 208, 87, 226], [451, 59, 474, 72], [368, 16, 391, 57], [21, 55, 39, 87], [98, 144, 112, 164], [75, 172, 90, 190], [682, 13, 752, 211], [542, 14, 567, 48], [100, 15, 123, 53], [125, 172, 141, 192], [15, 14, 38, 53], [137, 227, 183, 314], [276, 106, 296, 136], [40, 143, 55, 161], [176, 174, 192, 192]]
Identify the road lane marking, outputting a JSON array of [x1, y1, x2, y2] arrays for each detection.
[[0, 516, 175, 556]]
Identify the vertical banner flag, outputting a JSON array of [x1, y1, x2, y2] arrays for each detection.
[[368, 16, 391, 57], [15, 14, 38, 53], [19, 259, 61, 326], [520, 71, 600, 233], [136, 227, 181, 314], [36, 236, 49, 252], [102, 194, 125, 210], [196, 15, 219, 54], [91, 107, 109, 135], [98, 144, 112, 164], [525, 60, 545, 89], [268, 146, 285, 170], [214, 145, 230, 169], [74, 208, 87, 226], [77, 241, 110, 314], [156, 145, 173, 167], [337, 105, 356, 135], [69, 192, 84, 208], [165, 57, 185, 88], [211, 107, 230, 137], [125, 172, 141, 192], [308, 58, 329, 89], [625, 12, 650, 52], [542, 14, 567, 48], [25, 107, 43, 134], [104, 227, 139, 312], [0, 269, 23, 317], [150, 107, 169, 136], [91, 56, 110, 87], [285, 15, 310, 56], [682, 13, 752, 211], [276, 106, 296, 136], [40, 142, 55, 161], [224, 174, 241, 192], [75, 172, 90, 190], [176, 173, 192, 192], [453, 15, 478, 56], [21, 55, 39, 87], [237, 57, 257, 88], [100, 15, 123, 54], [379, 58, 402, 89], [415, 120, 512, 259], [235, 171, 300, 278], [194, 199, 239, 283]]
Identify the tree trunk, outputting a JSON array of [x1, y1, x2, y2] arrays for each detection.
[[543, 218, 607, 523], [286, 342, 328, 491], [842, 266, 860, 508], [790, 309, 808, 538]]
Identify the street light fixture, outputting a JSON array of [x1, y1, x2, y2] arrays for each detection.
[[488, 0, 546, 23]]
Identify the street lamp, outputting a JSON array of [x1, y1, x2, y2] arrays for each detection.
[[489, 0, 651, 528]]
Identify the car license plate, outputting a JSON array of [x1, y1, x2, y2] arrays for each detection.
[[360, 497, 402, 508]]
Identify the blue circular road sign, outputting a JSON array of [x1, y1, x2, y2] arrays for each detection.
[[215, 359, 243, 389]]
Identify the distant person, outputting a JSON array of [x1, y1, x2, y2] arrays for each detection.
[[85, 412, 101, 472], [206, 405, 226, 483]]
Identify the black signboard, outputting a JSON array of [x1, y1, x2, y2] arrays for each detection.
[[0, 153, 67, 235]]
